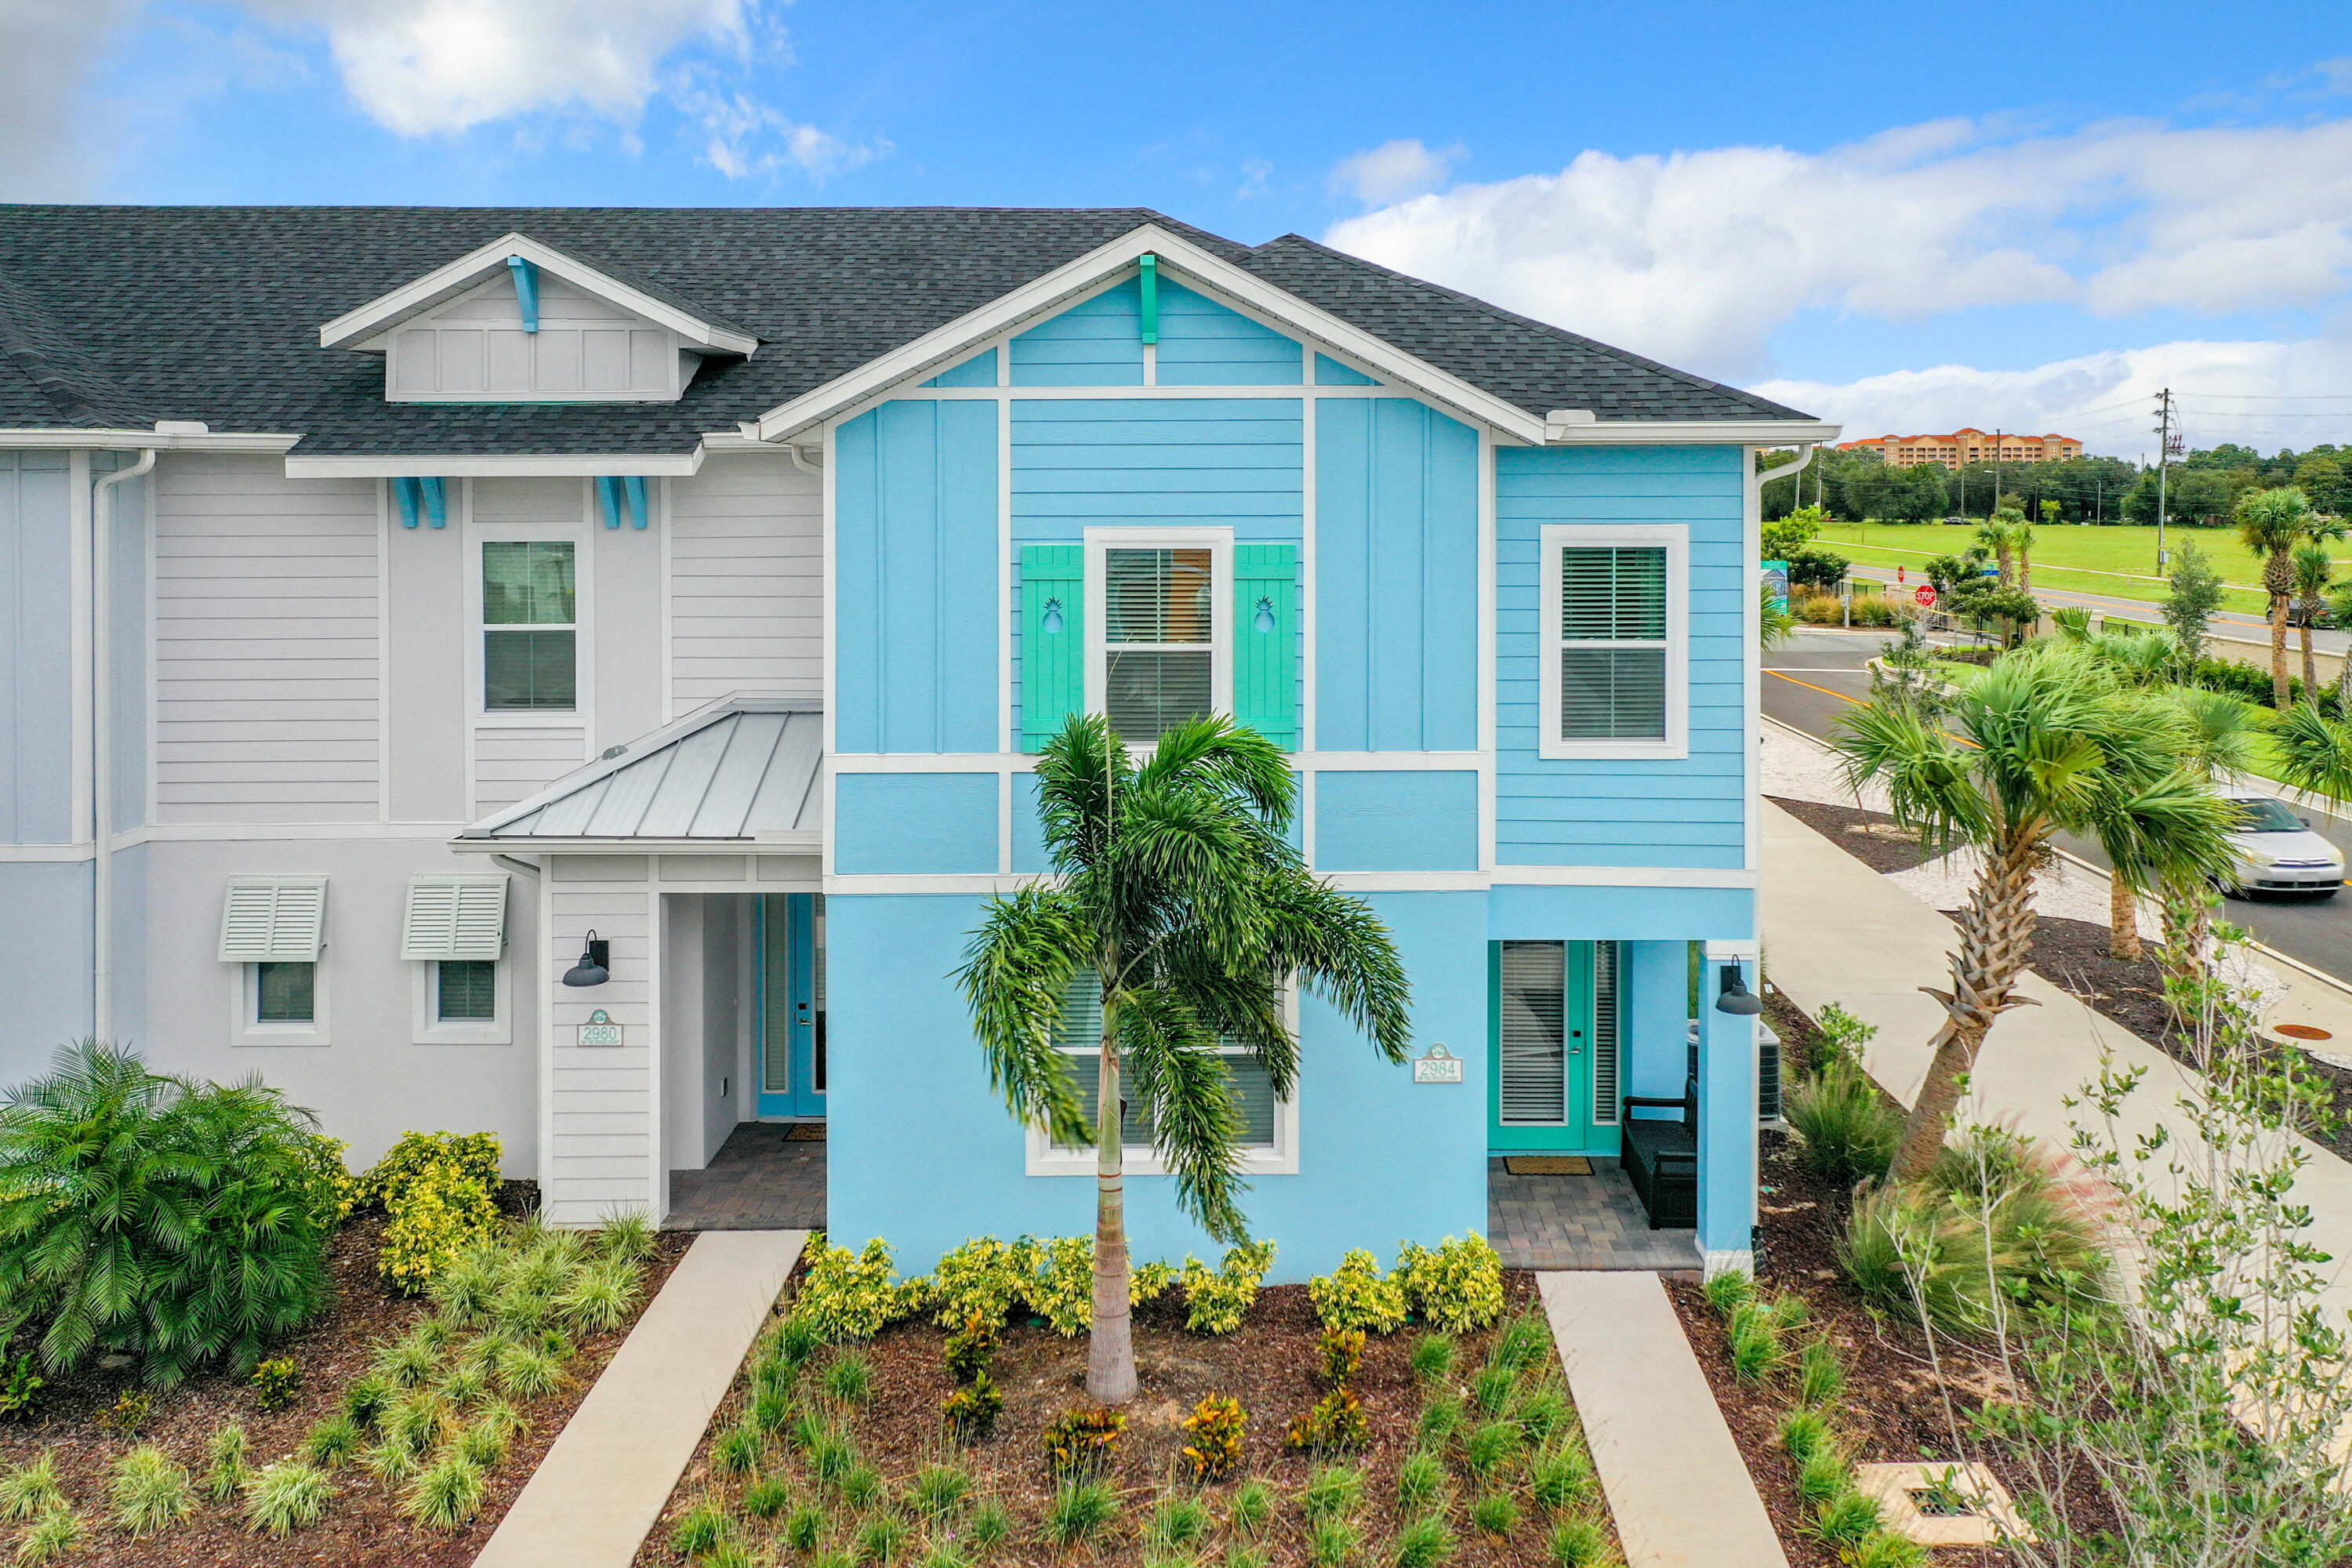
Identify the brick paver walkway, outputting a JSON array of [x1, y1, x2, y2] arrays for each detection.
[[666, 1123, 826, 1231], [1490, 1158, 1701, 1271]]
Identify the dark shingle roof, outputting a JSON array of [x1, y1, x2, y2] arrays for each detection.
[[0, 206, 1812, 455]]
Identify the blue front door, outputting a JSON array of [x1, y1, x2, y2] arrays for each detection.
[[757, 894, 825, 1120]]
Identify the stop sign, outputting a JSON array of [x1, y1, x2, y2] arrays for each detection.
[[1914, 584, 1937, 608]]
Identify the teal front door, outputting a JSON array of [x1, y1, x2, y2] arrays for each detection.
[[757, 894, 825, 1120], [1488, 940, 1622, 1154]]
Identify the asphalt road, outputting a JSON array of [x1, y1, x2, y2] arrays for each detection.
[[1842, 564, 2352, 656], [1761, 627, 2352, 985]]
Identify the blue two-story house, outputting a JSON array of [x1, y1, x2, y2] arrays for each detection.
[[0, 207, 1831, 1278]]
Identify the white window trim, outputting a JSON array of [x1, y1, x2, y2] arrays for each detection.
[[467, 513, 590, 727], [411, 956, 514, 1046], [1083, 527, 1235, 739], [1537, 522, 1690, 761], [232, 959, 330, 1048], [1025, 986, 1300, 1179]]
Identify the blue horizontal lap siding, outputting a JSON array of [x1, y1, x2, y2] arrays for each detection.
[[924, 348, 998, 388], [833, 775, 999, 874], [1316, 771, 1478, 871], [1154, 281, 1302, 386], [1495, 446, 1747, 869], [1316, 400, 1478, 753], [1011, 280, 1145, 387], [1010, 401, 1304, 540], [835, 401, 1000, 754], [1315, 354, 1378, 387]]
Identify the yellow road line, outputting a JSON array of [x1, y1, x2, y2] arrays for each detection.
[[1765, 669, 1864, 706]]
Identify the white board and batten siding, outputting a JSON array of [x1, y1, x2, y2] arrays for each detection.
[[667, 456, 822, 711], [390, 274, 684, 403], [153, 454, 380, 824], [544, 866, 659, 1225]]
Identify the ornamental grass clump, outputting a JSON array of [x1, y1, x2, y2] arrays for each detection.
[[0, 1452, 61, 1522], [405, 1452, 488, 1530], [110, 1446, 193, 1536], [1392, 1512, 1454, 1568], [1395, 1450, 1449, 1515], [909, 1461, 971, 1522], [1043, 1479, 1118, 1547], [1227, 1477, 1274, 1537], [668, 1497, 734, 1558], [242, 1460, 332, 1537], [1408, 1332, 1454, 1382], [301, 1412, 362, 1468], [1784, 1060, 1902, 1185], [202, 1422, 249, 1503]]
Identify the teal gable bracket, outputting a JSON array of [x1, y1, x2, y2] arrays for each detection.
[[393, 477, 420, 529], [1139, 254, 1158, 345], [420, 476, 447, 528], [625, 475, 648, 529], [506, 256, 539, 332]]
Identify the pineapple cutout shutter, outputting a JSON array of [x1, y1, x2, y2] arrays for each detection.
[[1020, 545, 1085, 752], [1232, 543, 1297, 749]]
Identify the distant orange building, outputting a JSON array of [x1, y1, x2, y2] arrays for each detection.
[[1837, 428, 2083, 470]]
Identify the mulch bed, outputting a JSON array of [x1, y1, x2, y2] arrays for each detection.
[[0, 1197, 690, 1567], [637, 1272, 1614, 1567], [1764, 796, 1936, 873]]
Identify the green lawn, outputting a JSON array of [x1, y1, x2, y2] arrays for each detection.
[[1810, 522, 2329, 617]]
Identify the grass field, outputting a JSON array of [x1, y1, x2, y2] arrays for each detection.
[[1810, 522, 2343, 617]]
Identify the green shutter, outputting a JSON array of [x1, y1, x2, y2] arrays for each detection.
[[1232, 543, 1298, 749], [1021, 545, 1086, 752]]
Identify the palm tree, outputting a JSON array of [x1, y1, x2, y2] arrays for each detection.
[[2292, 538, 2333, 697], [958, 714, 1411, 1403], [1973, 515, 2017, 588], [2009, 514, 2037, 592], [2237, 485, 2321, 709], [1834, 644, 2234, 1181]]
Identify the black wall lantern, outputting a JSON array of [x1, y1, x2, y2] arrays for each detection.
[[1714, 963, 1762, 1016], [562, 931, 611, 988]]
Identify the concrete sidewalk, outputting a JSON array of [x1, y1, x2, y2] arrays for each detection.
[[1540, 1271, 1788, 1568], [1760, 799, 2352, 1323], [474, 1229, 808, 1568]]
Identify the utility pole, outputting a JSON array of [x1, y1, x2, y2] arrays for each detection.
[[2153, 390, 2180, 571], [1993, 428, 2003, 514]]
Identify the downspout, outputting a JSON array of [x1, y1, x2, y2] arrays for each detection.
[[91, 448, 156, 1044], [1748, 442, 1817, 510], [787, 444, 823, 477]]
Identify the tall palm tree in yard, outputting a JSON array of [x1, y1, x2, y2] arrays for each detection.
[[2292, 538, 2333, 697], [958, 714, 1411, 1403], [1974, 514, 2017, 588], [1835, 644, 2236, 1181], [2009, 513, 2036, 593], [2236, 485, 2336, 709]]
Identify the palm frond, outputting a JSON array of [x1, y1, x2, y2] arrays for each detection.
[[1831, 700, 1988, 856], [2269, 702, 2352, 808], [953, 888, 1095, 1145], [1257, 870, 1414, 1067], [1116, 991, 1249, 1243]]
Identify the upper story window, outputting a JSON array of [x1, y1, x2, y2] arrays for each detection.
[[1538, 524, 1688, 760], [1087, 532, 1232, 746], [483, 542, 576, 712]]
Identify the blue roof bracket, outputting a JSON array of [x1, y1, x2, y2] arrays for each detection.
[[625, 475, 649, 529], [1138, 253, 1157, 346], [506, 256, 539, 333], [420, 475, 447, 528], [597, 475, 625, 529], [392, 476, 421, 529]]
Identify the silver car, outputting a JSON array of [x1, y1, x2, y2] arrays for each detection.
[[2221, 794, 2345, 897]]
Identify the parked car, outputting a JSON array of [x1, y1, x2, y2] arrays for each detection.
[[2220, 794, 2345, 897]]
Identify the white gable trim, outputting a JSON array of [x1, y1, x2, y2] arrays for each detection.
[[752, 223, 1552, 445], [282, 449, 707, 479], [319, 232, 758, 358]]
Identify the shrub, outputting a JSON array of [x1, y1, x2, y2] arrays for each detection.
[[1396, 1236, 1504, 1334], [1308, 1250, 1410, 1335], [1229, 1476, 1274, 1536], [943, 1312, 997, 1383], [0, 1352, 44, 1419], [1470, 1491, 1519, 1537], [1132, 1258, 1176, 1305], [1042, 1406, 1126, 1478], [1014, 1236, 1094, 1336], [101, 1388, 151, 1432], [1786, 1061, 1902, 1185], [1180, 1240, 1276, 1334], [0, 1452, 60, 1521], [301, 1413, 362, 1468], [242, 1460, 332, 1536], [1408, 1333, 1454, 1381], [942, 1370, 1004, 1443], [1044, 1480, 1118, 1546], [111, 1445, 193, 1536], [928, 1236, 1026, 1328], [1529, 1440, 1595, 1512], [1284, 1387, 1370, 1454], [0, 1043, 337, 1384], [795, 1236, 923, 1341], [1393, 1512, 1455, 1568], [203, 1422, 249, 1502], [1319, 1327, 1366, 1387], [1181, 1393, 1247, 1482], [363, 1131, 503, 1293], [668, 1497, 734, 1557], [16, 1506, 80, 1565]]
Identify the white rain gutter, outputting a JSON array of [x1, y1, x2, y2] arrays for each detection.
[[1748, 441, 1817, 505], [91, 448, 155, 1042]]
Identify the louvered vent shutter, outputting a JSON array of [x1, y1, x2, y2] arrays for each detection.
[[1231, 543, 1298, 750], [1498, 941, 1566, 1124], [401, 875, 510, 962], [1021, 545, 1085, 752], [1590, 940, 1621, 1126], [217, 877, 328, 963], [1559, 546, 1668, 740]]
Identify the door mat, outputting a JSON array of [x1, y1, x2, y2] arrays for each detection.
[[1505, 1156, 1591, 1175], [786, 1123, 827, 1142]]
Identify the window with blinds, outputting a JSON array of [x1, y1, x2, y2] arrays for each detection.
[[1559, 546, 1667, 740], [1050, 968, 1279, 1149], [1102, 547, 1214, 743]]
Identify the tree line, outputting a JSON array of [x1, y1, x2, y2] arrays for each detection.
[[1764, 442, 2352, 525]]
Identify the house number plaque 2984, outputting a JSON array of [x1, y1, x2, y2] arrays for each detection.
[[1411, 1045, 1463, 1084]]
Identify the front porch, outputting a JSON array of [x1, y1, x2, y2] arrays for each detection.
[[1487, 1156, 1702, 1272], [667, 1123, 827, 1231]]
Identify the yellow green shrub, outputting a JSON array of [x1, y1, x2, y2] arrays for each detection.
[[1014, 1236, 1094, 1338], [1398, 1234, 1504, 1334], [364, 1132, 503, 1293], [795, 1236, 924, 1341], [292, 1135, 358, 1225], [1308, 1249, 1410, 1335], [1178, 1240, 1275, 1334]]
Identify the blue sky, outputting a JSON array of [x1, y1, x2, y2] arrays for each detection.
[[9, 0, 2352, 454]]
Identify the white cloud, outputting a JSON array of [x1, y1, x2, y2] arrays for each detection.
[[1325, 118, 2352, 381], [0, 0, 143, 197], [675, 78, 884, 180], [1751, 329, 2352, 458], [1329, 138, 1464, 204]]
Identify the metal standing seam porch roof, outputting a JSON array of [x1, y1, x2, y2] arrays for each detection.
[[462, 700, 822, 845]]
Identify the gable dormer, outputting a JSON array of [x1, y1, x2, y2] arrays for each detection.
[[318, 232, 757, 405]]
